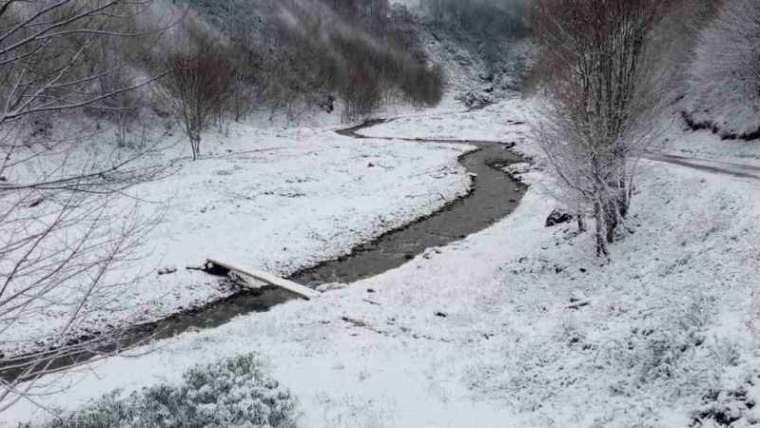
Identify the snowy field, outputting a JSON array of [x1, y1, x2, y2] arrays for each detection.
[[7, 98, 760, 427], [654, 111, 760, 164], [2, 119, 473, 357], [360, 99, 533, 144]]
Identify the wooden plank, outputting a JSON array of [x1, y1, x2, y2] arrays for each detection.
[[206, 259, 320, 300]]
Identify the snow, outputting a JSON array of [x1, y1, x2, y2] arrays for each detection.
[[655, 110, 760, 164], [2, 118, 473, 357], [360, 99, 533, 143], [5, 97, 760, 427], [389, 0, 420, 9]]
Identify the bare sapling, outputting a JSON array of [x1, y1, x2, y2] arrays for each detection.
[[161, 22, 234, 160]]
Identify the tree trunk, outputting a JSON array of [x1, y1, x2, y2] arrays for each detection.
[[594, 199, 609, 257], [577, 213, 587, 233], [604, 197, 618, 244], [190, 132, 201, 161], [617, 177, 629, 218]]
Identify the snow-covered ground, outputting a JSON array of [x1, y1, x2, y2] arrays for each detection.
[[654, 111, 760, 164], [2, 118, 473, 357], [361, 99, 533, 143], [5, 98, 760, 427]]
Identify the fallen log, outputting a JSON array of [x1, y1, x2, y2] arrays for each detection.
[[205, 259, 320, 300]]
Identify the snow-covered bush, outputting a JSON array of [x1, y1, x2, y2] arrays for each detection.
[[34, 354, 298, 428], [614, 296, 713, 387], [691, 381, 760, 427], [686, 0, 760, 139]]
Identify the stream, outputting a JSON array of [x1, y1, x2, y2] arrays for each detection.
[[2, 118, 527, 381]]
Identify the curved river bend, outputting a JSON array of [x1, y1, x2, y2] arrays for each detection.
[[2, 118, 528, 381]]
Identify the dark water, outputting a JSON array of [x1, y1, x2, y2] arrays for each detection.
[[2, 119, 527, 381], [293, 120, 527, 285]]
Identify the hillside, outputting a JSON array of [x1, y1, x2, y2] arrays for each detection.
[[2, 1, 760, 427]]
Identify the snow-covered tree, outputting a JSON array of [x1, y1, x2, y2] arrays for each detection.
[[533, 0, 674, 256]]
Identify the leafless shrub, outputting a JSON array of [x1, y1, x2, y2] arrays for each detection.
[[533, 0, 676, 257], [160, 22, 234, 160], [400, 63, 445, 108]]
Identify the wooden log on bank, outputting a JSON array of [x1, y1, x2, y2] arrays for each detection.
[[205, 259, 320, 300]]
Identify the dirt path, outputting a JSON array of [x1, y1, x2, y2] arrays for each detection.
[[643, 152, 760, 181]]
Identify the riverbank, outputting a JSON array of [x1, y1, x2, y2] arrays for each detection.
[[1, 118, 474, 360], [7, 98, 760, 427]]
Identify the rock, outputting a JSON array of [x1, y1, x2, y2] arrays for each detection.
[[28, 197, 44, 208], [545, 209, 574, 227], [456, 91, 493, 110], [479, 72, 494, 82], [504, 162, 530, 177], [567, 300, 590, 310], [158, 266, 178, 276], [316, 282, 348, 292], [318, 94, 336, 113]]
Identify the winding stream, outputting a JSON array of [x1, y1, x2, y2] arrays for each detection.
[[2, 118, 527, 381]]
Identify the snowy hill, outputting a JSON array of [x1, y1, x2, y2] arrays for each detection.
[[3, 1, 760, 427]]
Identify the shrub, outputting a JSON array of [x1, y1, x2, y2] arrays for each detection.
[[401, 63, 445, 108], [34, 354, 298, 428], [161, 21, 234, 160]]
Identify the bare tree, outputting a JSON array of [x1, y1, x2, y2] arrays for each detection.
[[533, 0, 674, 257], [0, 0, 166, 414], [161, 23, 234, 160]]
